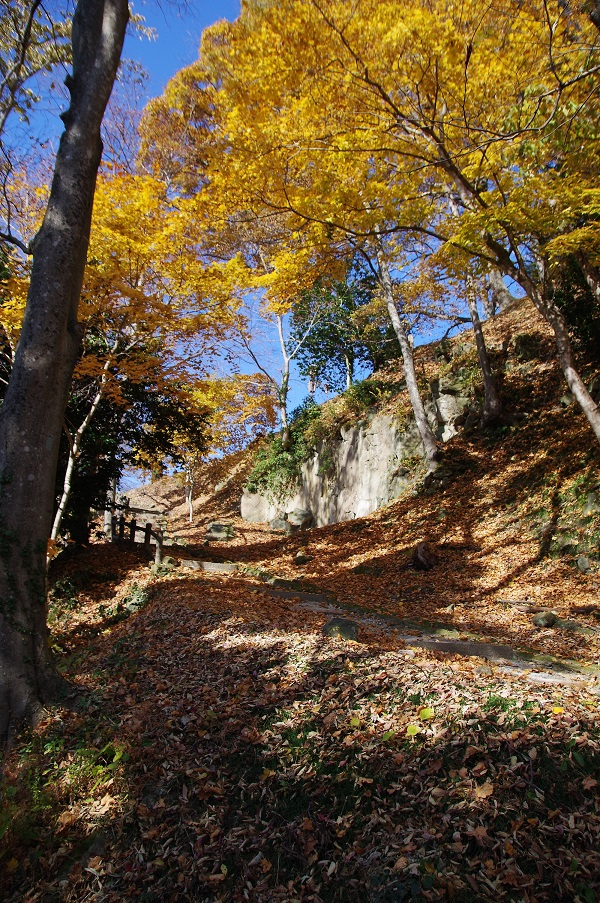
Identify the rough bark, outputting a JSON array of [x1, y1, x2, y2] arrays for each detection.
[[465, 277, 502, 425], [0, 0, 129, 745], [375, 245, 439, 470], [534, 289, 600, 443]]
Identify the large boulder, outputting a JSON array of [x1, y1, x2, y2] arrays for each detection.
[[287, 508, 313, 530], [269, 516, 294, 534], [241, 490, 273, 523]]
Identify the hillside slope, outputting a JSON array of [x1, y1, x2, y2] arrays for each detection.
[[2, 299, 599, 903], [127, 297, 600, 664]]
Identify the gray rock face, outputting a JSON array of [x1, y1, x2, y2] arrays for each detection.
[[533, 611, 558, 628], [322, 617, 360, 641], [242, 389, 470, 528]]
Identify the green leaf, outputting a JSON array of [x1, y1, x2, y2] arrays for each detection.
[[350, 716, 360, 728], [406, 724, 420, 736], [382, 730, 396, 741], [419, 707, 435, 720]]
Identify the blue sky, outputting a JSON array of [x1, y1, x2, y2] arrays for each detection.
[[126, 1, 240, 97]]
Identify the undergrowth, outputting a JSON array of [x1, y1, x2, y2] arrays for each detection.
[[245, 380, 398, 499]]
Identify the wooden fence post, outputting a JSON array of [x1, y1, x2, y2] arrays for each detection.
[[144, 522, 152, 547], [118, 515, 125, 541], [129, 517, 136, 543], [154, 528, 163, 566]]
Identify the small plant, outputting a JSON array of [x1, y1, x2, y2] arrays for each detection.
[[50, 578, 79, 608], [122, 583, 149, 612], [48, 578, 80, 623], [98, 583, 149, 623], [401, 454, 422, 471], [317, 445, 335, 476], [245, 398, 322, 499]]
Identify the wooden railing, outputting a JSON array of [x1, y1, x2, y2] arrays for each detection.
[[110, 512, 165, 565]]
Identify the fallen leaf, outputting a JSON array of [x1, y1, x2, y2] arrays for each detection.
[[56, 810, 77, 830], [475, 781, 494, 799]]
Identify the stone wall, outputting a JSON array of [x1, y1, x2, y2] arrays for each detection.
[[241, 381, 471, 528]]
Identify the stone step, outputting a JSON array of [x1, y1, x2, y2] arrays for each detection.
[[181, 559, 238, 575]]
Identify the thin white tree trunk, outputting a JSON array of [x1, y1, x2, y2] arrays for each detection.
[[104, 476, 116, 537], [375, 244, 439, 469], [276, 314, 292, 448], [484, 233, 600, 444], [51, 352, 113, 542], [185, 467, 194, 523], [465, 276, 502, 425], [534, 288, 600, 442], [344, 354, 352, 390]]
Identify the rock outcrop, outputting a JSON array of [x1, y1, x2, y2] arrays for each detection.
[[241, 387, 470, 528]]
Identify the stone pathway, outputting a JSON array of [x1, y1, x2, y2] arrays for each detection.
[[262, 586, 599, 688], [175, 556, 598, 688]]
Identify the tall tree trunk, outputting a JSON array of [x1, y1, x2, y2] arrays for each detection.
[[485, 233, 600, 445], [0, 0, 128, 745], [533, 289, 600, 442], [276, 315, 292, 449], [465, 277, 502, 425], [375, 245, 439, 470]]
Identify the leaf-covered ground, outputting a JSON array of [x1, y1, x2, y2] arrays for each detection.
[[1, 540, 599, 902], [2, 299, 600, 900]]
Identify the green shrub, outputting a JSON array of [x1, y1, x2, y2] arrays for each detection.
[[245, 398, 322, 499], [246, 381, 395, 499]]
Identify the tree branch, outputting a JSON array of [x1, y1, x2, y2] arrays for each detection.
[[0, 231, 31, 255]]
